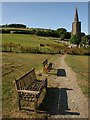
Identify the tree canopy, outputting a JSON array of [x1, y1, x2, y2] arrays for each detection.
[[69, 35, 80, 45], [2, 24, 27, 28], [81, 36, 88, 45], [60, 32, 71, 40]]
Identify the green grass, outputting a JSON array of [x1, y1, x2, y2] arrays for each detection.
[[65, 55, 89, 96], [1, 27, 32, 30], [2, 34, 63, 47], [2, 34, 65, 54], [2, 52, 59, 118]]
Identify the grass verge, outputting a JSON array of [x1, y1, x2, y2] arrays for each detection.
[[65, 55, 89, 97]]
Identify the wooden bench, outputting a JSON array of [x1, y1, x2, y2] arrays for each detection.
[[43, 59, 52, 73], [15, 68, 47, 112]]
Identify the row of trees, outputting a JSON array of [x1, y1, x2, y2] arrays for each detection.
[[70, 34, 90, 46], [1, 25, 71, 39], [35, 28, 71, 39], [1, 24, 27, 28]]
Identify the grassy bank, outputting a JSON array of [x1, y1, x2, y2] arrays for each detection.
[[2, 52, 58, 118], [65, 55, 89, 96], [2, 34, 65, 54]]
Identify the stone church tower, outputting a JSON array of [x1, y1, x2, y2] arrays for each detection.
[[72, 7, 81, 36]]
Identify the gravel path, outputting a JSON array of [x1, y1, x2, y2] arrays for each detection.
[[46, 54, 88, 119]]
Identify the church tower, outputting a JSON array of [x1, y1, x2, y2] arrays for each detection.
[[72, 7, 81, 36]]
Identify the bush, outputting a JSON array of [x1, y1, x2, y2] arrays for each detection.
[[0, 29, 10, 34], [21, 46, 40, 53], [67, 47, 89, 55], [2, 43, 16, 52]]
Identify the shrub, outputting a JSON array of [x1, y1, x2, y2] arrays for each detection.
[[2, 43, 16, 52], [21, 46, 40, 53], [67, 47, 89, 55], [0, 29, 10, 34]]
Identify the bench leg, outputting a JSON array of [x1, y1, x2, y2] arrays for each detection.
[[34, 97, 37, 113], [46, 79, 47, 91], [18, 98, 21, 110]]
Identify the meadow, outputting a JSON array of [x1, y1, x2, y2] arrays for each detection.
[[1, 33, 63, 118], [2, 34, 53, 47], [1, 32, 89, 118], [2, 52, 89, 118], [2, 34, 65, 54], [2, 52, 58, 118], [1, 33, 63, 117], [65, 55, 89, 96]]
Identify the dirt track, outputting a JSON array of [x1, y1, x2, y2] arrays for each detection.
[[45, 54, 88, 119]]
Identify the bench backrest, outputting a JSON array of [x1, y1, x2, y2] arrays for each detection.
[[15, 68, 36, 90], [43, 59, 49, 73], [43, 59, 48, 66]]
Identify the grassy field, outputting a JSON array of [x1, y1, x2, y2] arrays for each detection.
[[2, 34, 63, 47], [2, 53, 89, 118], [1, 27, 32, 31], [1, 33, 64, 118], [1, 32, 89, 118], [65, 55, 89, 96], [2, 52, 58, 118], [1, 34, 65, 54]]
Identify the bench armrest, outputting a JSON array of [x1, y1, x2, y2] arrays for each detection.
[[17, 90, 40, 95]]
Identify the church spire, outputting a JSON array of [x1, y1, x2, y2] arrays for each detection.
[[72, 6, 81, 36], [74, 7, 79, 22]]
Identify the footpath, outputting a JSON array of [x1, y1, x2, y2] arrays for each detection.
[[44, 54, 88, 119]]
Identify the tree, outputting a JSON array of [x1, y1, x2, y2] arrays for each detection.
[[35, 30, 45, 36], [81, 36, 88, 45], [69, 35, 80, 45], [57, 28, 67, 37], [86, 34, 90, 39], [2, 23, 27, 28], [60, 32, 71, 40]]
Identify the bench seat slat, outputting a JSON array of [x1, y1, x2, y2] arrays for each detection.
[[27, 81, 43, 91]]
